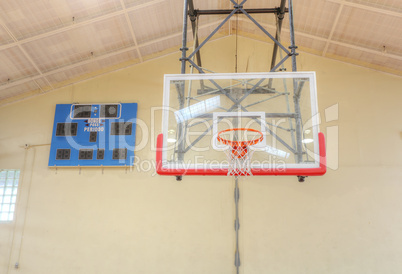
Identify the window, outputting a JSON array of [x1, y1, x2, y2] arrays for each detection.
[[0, 170, 20, 221]]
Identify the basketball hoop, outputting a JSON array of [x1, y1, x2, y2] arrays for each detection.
[[217, 128, 263, 177]]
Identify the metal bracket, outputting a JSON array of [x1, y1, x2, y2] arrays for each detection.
[[298, 175, 307, 182]]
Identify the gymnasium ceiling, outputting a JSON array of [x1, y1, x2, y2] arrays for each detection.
[[0, 0, 401, 105]]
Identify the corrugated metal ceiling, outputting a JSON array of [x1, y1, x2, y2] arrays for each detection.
[[0, 0, 401, 105]]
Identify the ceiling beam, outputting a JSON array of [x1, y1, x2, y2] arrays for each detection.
[[2, 12, 401, 94], [0, 0, 165, 52], [328, 39, 402, 61], [327, 0, 402, 18], [3, 11, 402, 94], [235, 17, 402, 61], [120, 0, 143, 63], [322, 3, 344, 56], [0, 20, 224, 91], [0, 18, 54, 90]]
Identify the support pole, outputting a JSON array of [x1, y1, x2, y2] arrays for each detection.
[[288, 0, 297, 72], [180, 0, 189, 74], [234, 177, 240, 274], [270, 0, 287, 71], [177, 0, 189, 161], [188, 0, 202, 68], [293, 94, 303, 163], [188, 0, 206, 91], [287, 0, 303, 163]]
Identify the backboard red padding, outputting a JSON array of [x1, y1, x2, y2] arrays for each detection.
[[156, 132, 326, 177]]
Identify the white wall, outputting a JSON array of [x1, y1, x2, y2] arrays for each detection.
[[0, 36, 401, 274]]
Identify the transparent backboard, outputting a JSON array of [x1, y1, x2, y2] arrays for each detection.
[[160, 72, 322, 174]]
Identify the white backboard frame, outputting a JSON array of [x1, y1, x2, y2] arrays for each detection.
[[160, 72, 321, 171]]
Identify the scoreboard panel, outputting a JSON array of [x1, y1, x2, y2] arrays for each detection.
[[48, 103, 137, 167]]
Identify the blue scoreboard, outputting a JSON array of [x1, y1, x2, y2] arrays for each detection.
[[48, 103, 138, 167]]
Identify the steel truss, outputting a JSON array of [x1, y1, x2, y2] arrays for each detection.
[[175, 0, 306, 166], [175, 1, 303, 272]]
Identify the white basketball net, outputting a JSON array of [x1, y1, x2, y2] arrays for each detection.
[[217, 128, 263, 177], [223, 145, 255, 177]]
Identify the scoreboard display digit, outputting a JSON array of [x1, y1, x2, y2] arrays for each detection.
[[48, 103, 138, 167]]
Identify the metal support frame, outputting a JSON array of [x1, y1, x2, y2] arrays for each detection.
[[174, 0, 301, 272], [188, 1, 202, 68], [287, 0, 303, 163], [270, 0, 287, 71], [181, 0, 293, 74], [174, 0, 300, 162], [176, 0, 189, 161]]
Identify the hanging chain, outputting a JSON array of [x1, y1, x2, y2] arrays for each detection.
[[235, 0, 239, 73], [234, 177, 240, 273]]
